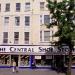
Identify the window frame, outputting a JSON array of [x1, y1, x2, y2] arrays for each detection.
[[3, 32, 8, 44], [15, 16, 20, 26], [16, 3, 20, 12], [25, 2, 30, 11], [24, 32, 29, 44], [40, 2, 45, 10], [25, 16, 30, 26], [14, 32, 19, 44], [4, 17, 9, 25], [5, 3, 10, 12]]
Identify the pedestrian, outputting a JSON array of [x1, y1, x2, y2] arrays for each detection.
[[12, 60, 16, 73]]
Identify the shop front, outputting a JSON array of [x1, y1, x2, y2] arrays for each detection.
[[0, 45, 75, 69], [0, 54, 53, 68]]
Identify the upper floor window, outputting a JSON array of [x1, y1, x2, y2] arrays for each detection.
[[24, 32, 29, 44], [3, 32, 8, 44], [44, 31, 50, 41], [44, 15, 50, 24], [15, 16, 20, 26], [14, 32, 19, 44], [25, 2, 30, 11], [40, 15, 43, 25], [40, 2, 44, 10], [4, 17, 9, 25], [16, 3, 20, 12], [40, 31, 42, 41], [25, 16, 30, 26], [0, 4, 1, 12], [5, 3, 10, 12]]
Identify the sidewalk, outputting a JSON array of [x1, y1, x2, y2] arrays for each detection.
[[0, 68, 66, 75], [0, 68, 75, 75]]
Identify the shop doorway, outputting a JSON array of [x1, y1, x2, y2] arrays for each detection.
[[11, 55, 18, 66]]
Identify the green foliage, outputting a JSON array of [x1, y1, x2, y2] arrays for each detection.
[[47, 0, 75, 47]]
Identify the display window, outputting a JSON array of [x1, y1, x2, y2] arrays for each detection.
[[35, 55, 52, 66], [0, 55, 10, 66], [72, 56, 75, 65], [20, 55, 29, 66]]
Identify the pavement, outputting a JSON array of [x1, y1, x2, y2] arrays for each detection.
[[0, 68, 75, 75]]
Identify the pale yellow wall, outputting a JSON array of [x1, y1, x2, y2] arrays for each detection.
[[0, 0, 59, 45]]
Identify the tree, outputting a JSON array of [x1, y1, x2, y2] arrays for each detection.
[[47, 0, 75, 75]]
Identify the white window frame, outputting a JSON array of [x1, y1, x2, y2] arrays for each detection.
[[4, 17, 9, 25], [40, 2, 45, 10], [25, 16, 30, 26], [3, 32, 8, 44], [15, 16, 20, 26], [5, 3, 10, 12], [16, 3, 20, 12], [40, 30, 53, 42], [24, 32, 29, 44], [14, 32, 19, 44], [25, 2, 30, 11]]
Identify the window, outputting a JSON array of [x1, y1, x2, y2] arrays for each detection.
[[3, 32, 8, 44], [14, 32, 19, 44], [44, 31, 50, 41], [40, 31, 42, 41], [16, 3, 20, 12], [5, 3, 10, 12], [25, 16, 30, 26], [35, 55, 52, 66], [0, 55, 10, 65], [0, 4, 1, 12], [15, 17, 20, 26], [40, 15, 43, 25], [4, 17, 9, 25], [40, 2, 44, 10], [44, 15, 50, 24], [20, 55, 29, 66], [25, 2, 30, 11], [24, 32, 29, 44]]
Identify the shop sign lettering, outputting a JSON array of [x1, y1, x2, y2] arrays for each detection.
[[0, 46, 75, 53], [10, 47, 34, 52]]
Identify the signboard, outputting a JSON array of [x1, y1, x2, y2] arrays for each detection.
[[0, 45, 54, 53], [0, 45, 74, 53]]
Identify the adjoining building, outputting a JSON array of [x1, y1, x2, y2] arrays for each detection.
[[0, 0, 75, 69]]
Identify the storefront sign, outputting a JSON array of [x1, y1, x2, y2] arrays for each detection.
[[0, 45, 75, 53]]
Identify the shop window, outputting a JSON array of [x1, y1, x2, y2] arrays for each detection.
[[35, 56, 41, 65], [72, 56, 75, 65], [20, 55, 29, 66], [0, 55, 10, 66], [35, 55, 52, 66]]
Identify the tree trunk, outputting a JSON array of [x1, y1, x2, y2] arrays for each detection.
[[67, 50, 72, 75]]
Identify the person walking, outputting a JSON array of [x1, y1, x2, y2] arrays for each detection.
[[12, 60, 16, 73]]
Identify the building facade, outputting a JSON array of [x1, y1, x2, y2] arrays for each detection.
[[0, 0, 75, 69]]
